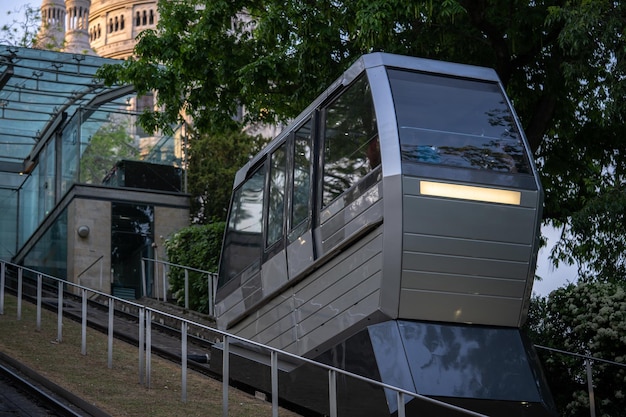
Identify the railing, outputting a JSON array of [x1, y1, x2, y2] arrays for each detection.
[[534, 344, 626, 417], [141, 257, 218, 316], [0, 260, 487, 417]]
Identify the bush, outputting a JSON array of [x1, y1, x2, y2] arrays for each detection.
[[163, 222, 225, 313], [526, 281, 626, 416]]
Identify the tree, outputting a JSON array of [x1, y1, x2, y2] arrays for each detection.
[[0, 4, 40, 47], [187, 127, 262, 223], [98, 0, 626, 280], [526, 281, 626, 416]]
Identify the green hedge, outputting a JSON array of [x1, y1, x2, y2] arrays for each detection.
[[163, 222, 225, 313]]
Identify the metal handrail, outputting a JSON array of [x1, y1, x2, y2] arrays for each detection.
[[76, 254, 104, 292], [141, 257, 218, 315], [0, 260, 488, 417]]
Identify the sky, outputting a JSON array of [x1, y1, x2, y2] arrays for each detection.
[[0, 1, 36, 27], [0, 0, 579, 297], [1, 0, 37, 44]]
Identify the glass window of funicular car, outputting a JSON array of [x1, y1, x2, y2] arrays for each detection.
[[388, 69, 530, 174], [218, 165, 266, 287], [267, 144, 287, 248], [323, 75, 380, 207], [289, 119, 313, 242]]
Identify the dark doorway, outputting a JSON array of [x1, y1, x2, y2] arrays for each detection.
[[111, 203, 154, 298]]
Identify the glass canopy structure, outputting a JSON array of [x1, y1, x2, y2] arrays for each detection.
[[0, 45, 184, 262]]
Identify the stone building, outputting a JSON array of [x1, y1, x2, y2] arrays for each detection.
[[37, 0, 159, 58]]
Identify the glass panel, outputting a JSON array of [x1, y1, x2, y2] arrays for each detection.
[[40, 141, 55, 218], [219, 165, 266, 287], [267, 144, 286, 247], [323, 76, 379, 207], [389, 69, 530, 174], [290, 120, 312, 238], [61, 116, 80, 196], [397, 320, 539, 401], [18, 166, 39, 247], [22, 209, 67, 279], [78, 95, 183, 185], [0, 189, 18, 260], [80, 109, 140, 185]]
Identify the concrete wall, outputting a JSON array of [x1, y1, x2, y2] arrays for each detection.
[[152, 205, 190, 298], [67, 198, 112, 294]]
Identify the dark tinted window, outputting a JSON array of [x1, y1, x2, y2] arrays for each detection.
[[389, 69, 530, 174], [218, 165, 266, 287], [267, 145, 286, 247], [290, 120, 312, 240], [323, 76, 379, 207]]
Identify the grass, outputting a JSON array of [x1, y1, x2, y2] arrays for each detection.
[[0, 294, 301, 417]]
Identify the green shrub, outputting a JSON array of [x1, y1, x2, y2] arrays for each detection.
[[163, 222, 225, 313]]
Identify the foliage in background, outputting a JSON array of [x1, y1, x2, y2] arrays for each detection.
[[163, 222, 225, 313], [0, 4, 40, 47], [187, 127, 263, 223], [97, 0, 626, 282], [526, 282, 626, 416]]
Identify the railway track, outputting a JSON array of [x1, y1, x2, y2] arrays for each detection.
[[0, 353, 108, 417]]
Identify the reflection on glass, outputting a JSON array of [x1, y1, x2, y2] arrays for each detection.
[[111, 203, 154, 298], [41, 141, 55, 218], [22, 209, 67, 279], [398, 321, 538, 401], [323, 75, 379, 207], [18, 166, 39, 247], [0, 189, 18, 259], [388, 69, 530, 174], [219, 166, 266, 287], [291, 120, 312, 239], [80, 116, 140, 184], [61, 118, 79, 196], [267, 144, 286, 247]]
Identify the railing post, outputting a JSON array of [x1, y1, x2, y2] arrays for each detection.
[[184, 269, 189, 310], [99, 256, 103, 290], [0, 262, 5, 315], [107, 299, 114, 369], [586, 359, 596, 417], [36, 274, 42, 330], [328, 369, 337, 417], [181, 321, 188, 403], [81, 288, 87, 355], [146, 310, 152, 389], [141, 258, 147, 298], [222, 335, 229, 417], [162, 263, 167, 302], [17, 268, 22, 320], [138, 307, 145, 385], [56, 280, 63, 342], [154, 249, 160, 300], [151, 259, 158, 300], [271, 351, 278, 417], [208, 273, 214, 317], [397, 391, 406, 417]]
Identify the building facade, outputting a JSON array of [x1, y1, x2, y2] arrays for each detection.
[[37, 0, 159, 58]]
